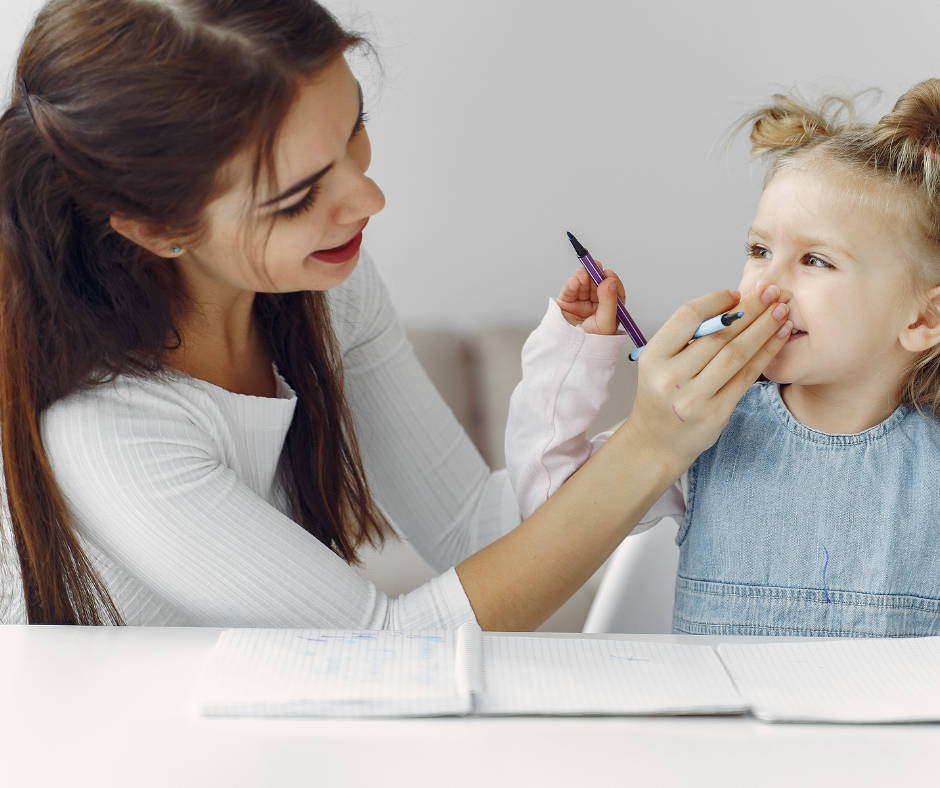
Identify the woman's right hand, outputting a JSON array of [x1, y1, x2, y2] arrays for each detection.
[[621, 284, 792, 474], [458, 283, 790, 631]]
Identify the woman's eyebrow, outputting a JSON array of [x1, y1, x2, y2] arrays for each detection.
[[260, 84, 365, 209], [260, 162, 334, 208]]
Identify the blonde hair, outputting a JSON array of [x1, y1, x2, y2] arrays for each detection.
[[742, 80, 940, 416]]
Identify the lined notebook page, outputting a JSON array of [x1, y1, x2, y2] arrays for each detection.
[[719, 637, 940, 722], [197, 629, 471, 717], [477, 637, 746, 716]]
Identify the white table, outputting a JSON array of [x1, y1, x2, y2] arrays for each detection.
[[0, 626, 935, 787]]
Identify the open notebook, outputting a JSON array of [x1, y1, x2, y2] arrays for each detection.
[[718, 637, 940, 723], [196, 627, 940, 722], [196, 624, 746, 717]]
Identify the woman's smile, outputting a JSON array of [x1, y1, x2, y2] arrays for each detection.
[[310, 217, 369, 264]]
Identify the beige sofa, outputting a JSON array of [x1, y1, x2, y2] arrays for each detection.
[[355, 325, 639, 632]]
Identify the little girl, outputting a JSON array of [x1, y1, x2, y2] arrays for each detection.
[[506, 79, 940, 637]]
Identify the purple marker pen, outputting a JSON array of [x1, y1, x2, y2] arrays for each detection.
[[566, 232, 647, 349]]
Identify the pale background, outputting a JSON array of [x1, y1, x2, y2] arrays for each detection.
[[3, 1, 940, 631], [4, 0, 940, 335]]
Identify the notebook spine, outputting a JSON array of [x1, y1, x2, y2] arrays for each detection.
[[455, 622, 485, 709]]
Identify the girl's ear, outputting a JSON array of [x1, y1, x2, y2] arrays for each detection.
[[900, 284, 940, 352], [109, 214, 183, 258]]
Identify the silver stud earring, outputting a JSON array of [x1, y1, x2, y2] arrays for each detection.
[[171, 245, 182, 254]]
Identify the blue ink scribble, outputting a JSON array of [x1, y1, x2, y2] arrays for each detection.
[[296, 633, 378, 644], [403, 634, 445, 660], [822, 546, 831, 603], [324, 657, 344, 675], [610, 654, 649, 662]]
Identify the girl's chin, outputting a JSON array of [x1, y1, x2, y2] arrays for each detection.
[[760, 360, 798, 386]]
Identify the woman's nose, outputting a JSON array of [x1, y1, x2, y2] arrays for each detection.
[[333, 170, 386, 226]]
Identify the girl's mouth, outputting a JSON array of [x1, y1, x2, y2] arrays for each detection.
[[788, 328, 807, 341], [310, 219, 369, 264]]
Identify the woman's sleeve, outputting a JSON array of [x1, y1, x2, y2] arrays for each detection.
[[504, 298, 686, 532], [328, 250, 522, 571], [42, 383, 477, 630]]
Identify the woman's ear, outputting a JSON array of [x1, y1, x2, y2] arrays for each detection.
[[109, 214, 183, 258], [900, 284, 940, 352]]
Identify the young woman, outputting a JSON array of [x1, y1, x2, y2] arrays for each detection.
[[0, 0, 790, 628]]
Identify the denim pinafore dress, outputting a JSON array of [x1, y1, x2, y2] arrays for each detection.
[[672, 381, 940, 637]]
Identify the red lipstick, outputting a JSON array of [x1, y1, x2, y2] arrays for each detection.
[[311, 219, 368, 264]]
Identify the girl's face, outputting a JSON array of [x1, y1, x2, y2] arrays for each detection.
[[185, 56, 385, 297], [738, 167, 927, 393]]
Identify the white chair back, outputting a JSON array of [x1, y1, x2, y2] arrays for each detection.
[[583, 518, 680, 634]]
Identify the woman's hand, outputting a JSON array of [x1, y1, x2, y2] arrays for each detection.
[[458, 282, 790, 631], [621, 284, 792, 473], [556, 266, 623, 335]]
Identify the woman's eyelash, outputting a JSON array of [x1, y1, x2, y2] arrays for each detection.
[[276, 113, 368, 220], [278, 183, 320, 219], [353, 109, 369, 137]]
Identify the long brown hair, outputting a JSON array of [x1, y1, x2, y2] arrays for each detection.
[[0, 0, 388, 625], [741, 80, 940, 416]]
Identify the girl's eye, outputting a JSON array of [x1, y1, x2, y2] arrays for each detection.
[[804, 254, 832, 269], [278, 183, 320, 219], [746, 242, 771, 260]]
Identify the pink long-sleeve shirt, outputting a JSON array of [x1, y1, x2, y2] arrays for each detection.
[[505, 298, 687, 532]]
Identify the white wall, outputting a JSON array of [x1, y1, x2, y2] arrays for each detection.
[[5, 0, 940, 333]]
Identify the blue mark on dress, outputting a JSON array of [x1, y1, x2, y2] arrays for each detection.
[[822, 546, 831, 604]]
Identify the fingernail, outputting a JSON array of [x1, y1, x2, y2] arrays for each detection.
[[761, 285, 780, 305], [609, 281, 618, 292], [772, 303, 788, 320], [727, 289, 741, 300], [777, 320, 793, 338]]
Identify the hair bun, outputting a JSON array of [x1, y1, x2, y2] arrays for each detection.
[[745, 93, 856, 158], [874, 79, 940, 160]]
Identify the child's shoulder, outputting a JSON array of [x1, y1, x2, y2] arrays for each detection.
[[731, 378, 777, 416], [736, 380, 940, 449], [902, 402, 940, 444]]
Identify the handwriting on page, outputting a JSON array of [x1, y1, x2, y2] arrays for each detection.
[[294, 632, 446, 688], [198, 628, 468, 716]]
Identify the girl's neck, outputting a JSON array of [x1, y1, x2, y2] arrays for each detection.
[[779, 381, 901, 434]]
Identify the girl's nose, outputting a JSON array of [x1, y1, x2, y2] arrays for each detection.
[[755, 258, 791, 290]]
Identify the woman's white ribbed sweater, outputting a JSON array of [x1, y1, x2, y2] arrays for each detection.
[[0, 250, 520, 627]]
